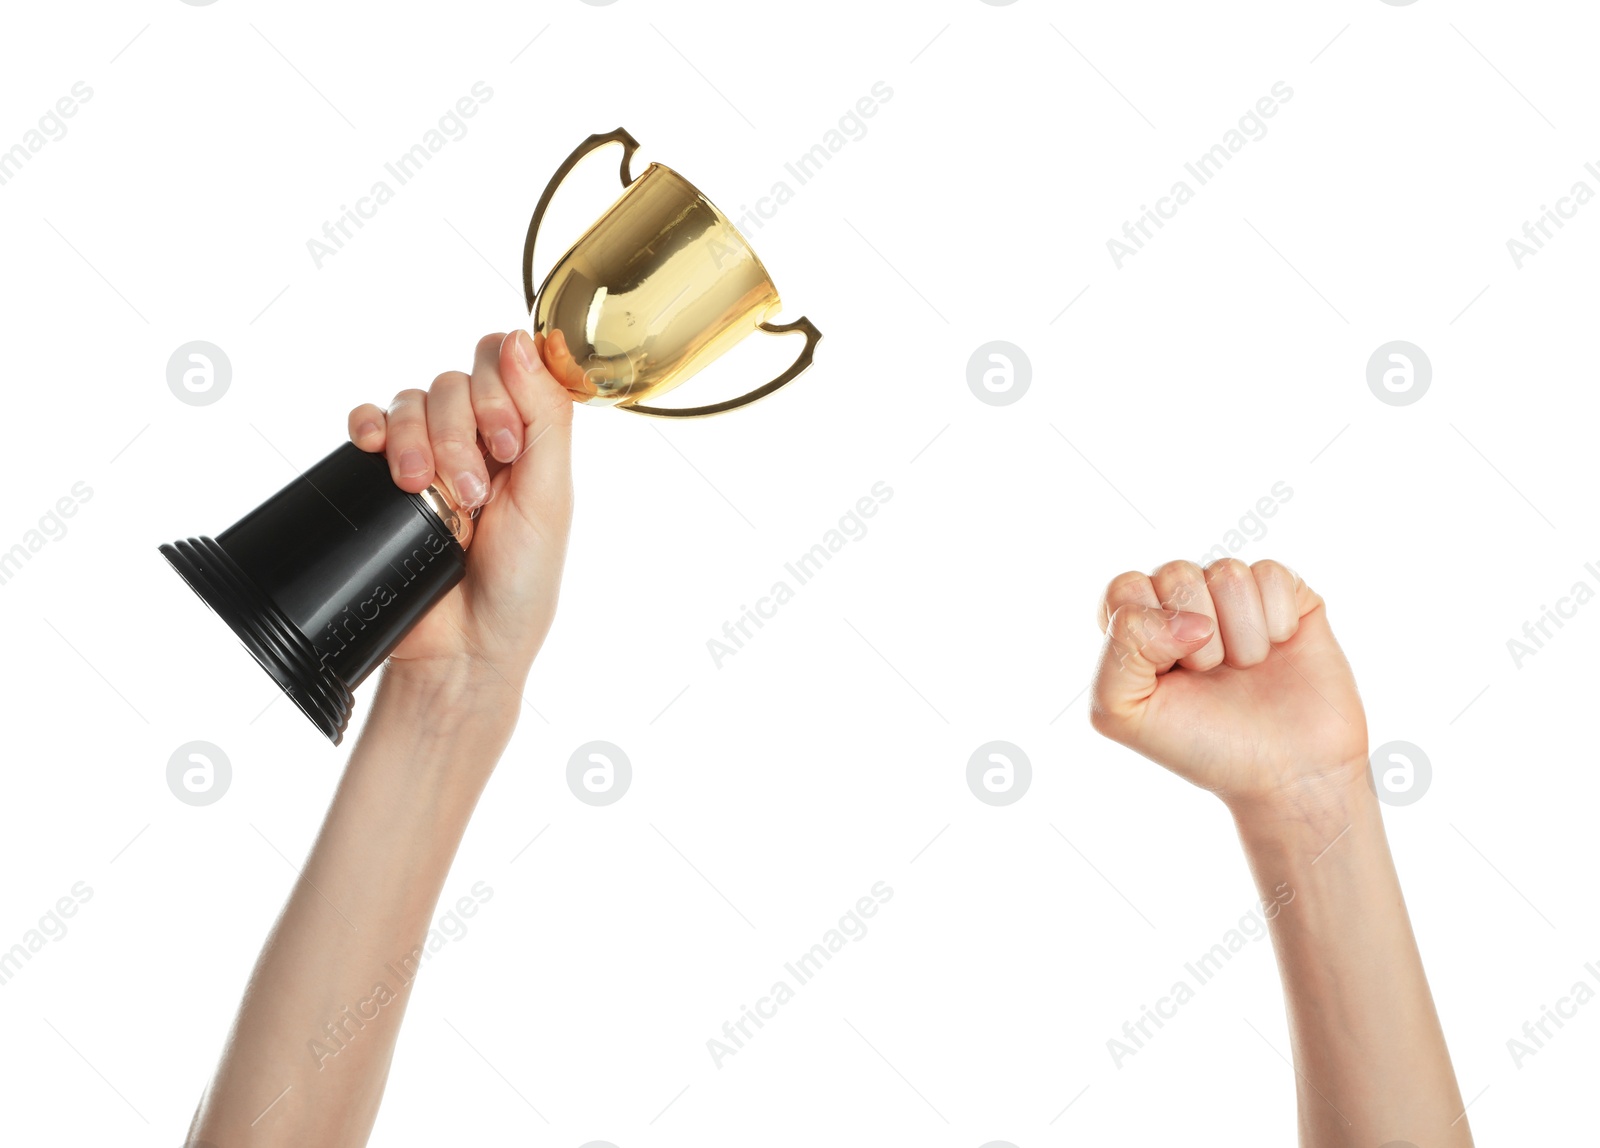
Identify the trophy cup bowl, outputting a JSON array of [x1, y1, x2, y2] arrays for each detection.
[[526, 128, 820, 415], [160, 128, 821, 743]]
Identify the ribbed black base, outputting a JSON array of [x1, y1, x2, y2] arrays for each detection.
[[159, 536, 354, 744]]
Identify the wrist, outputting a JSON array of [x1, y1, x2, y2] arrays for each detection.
[[1224, 759, 1378, 852], [350, 660, 523, 796], [375, 656, 524, 736]]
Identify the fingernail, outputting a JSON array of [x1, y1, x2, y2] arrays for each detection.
[[455, 470, 487, 509], [490, 428, 518, 462], [397, 449, 429, 479], [1170, 612, 1214, 642], [512, 329, 535, 372], [355, 420, 380, 441]]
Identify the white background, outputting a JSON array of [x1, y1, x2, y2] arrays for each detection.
[[1, 0, 1596, 1143]]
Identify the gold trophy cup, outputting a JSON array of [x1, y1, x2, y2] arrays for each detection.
[[525, 127, 821, 415]]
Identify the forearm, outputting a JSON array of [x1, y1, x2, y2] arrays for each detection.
[[190, 663, 519, 1147], [1231, 778, 1470, 1147]]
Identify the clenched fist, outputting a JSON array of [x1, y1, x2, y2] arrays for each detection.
[[1089, 558, 1369, 812]]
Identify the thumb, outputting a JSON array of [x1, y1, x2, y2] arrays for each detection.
[[495, 329, 574, 530], [1089, 606, 1214, 740]]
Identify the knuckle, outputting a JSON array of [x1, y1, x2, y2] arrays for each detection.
[[531, 382, 575, 428], [477, 331, 507, 359], [389, 389, 427, 416], [1104, 570, 1148, 602], [1106, 602, 1139, 636], [1153, 558, 1203, 582], [1250, 558, 1289, 586], [431, 370, 469, 394], [428, 429, 478, 454], [1107, 604, 1158, 655], [1152, 561, 1206, 611], [470, 392, 519, 424], [1204, 557, 1249, 586]]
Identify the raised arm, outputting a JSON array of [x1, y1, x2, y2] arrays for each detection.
[[1088, 558, 1471, 1147], [188, 330, 573, 1147]]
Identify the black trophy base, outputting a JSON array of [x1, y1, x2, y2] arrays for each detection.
[[159, 441, 469, 746], [161, 535, 355, 743]]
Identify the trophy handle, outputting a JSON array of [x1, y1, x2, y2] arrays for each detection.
[[620, 317, 823, 419], [521, 127, 641, 313]]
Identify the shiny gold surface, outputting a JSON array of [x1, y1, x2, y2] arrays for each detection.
[[533, 163, 780, 408], [522, 130, 821, 418], [418, 483, 473, 551]]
